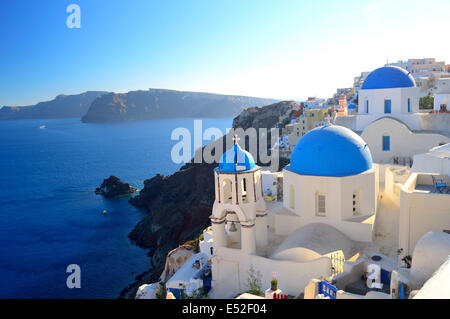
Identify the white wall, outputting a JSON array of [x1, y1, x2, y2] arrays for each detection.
[[412, 152, 450, 176], [410, 231, 450, 285], [384, 165, 410, 203], [361, 117, 449, 164], [414, 257, 450, 299], [358, 87, 419, 116], [275, 212, 373, 243], [211, 246, 330, 298], [280, 168, 376, 242], [261, 171, 278, 197], [434, 93, 450, 111], [200, 227, 214, 258], [399, 174, 450, 257], [355, 113, 423, 131]]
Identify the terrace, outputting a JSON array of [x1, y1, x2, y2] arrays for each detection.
[[410, 173, 450, 194]]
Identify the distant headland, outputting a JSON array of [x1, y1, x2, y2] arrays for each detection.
[[0, 89, 278, 122]]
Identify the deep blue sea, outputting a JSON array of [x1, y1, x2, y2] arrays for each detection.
[[0, 117, 231, 298]]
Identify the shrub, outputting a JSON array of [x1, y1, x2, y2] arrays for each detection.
[[247, 265, 264, 296], [154, 282, 167, 299], [419, 95, 434, 110]]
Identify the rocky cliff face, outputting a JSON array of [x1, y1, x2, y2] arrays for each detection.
[[232, 100, 299, 130], [82, 89, 278, 123], [128, 160, 217, 265], [119, 159, 219, 298], [0, 91, 107, 120]]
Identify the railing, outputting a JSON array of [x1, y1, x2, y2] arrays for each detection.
[[318, 281, 338, 299]]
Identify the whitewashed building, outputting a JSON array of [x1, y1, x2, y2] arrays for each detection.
[[336, 66, 450, 164], [434, 77, 450, 112]]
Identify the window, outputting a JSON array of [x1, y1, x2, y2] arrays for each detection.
[[289, 185, 295, 210], [241, 178, 248, 203], [382, 135, 390, 151], [407, 98, 411, 113], [353, 190, 360, 216], [316, 193, 326, 216], [384, 99, 391, 114], [365, 100, 369, 113], [210, 247, 214, 255]]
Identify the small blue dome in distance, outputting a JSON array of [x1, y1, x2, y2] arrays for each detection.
[[347, 103, 356, 109], [361, 66, 416, 90], [218, 143, 256, 173], [288, 125, 373, 177]]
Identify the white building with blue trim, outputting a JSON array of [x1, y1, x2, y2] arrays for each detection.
[[281, 125, 378, 242], [336, 66, 449, 164], [210, 127, 381, 298]]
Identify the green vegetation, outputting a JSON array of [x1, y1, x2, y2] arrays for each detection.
[[180, 286, 210, 299], [247, 265, 264, 296], [155, 282, 167, 299], [190, 231, 204, 253], [419, 95, 434, 110]]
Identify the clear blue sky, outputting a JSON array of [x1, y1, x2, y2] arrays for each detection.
[[1, 0, 449, 106]]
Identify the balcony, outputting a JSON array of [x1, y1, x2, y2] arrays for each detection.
[[411, 173, 450, 195]]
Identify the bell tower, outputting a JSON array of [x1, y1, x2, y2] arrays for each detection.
[[210, 135, 268, 254]]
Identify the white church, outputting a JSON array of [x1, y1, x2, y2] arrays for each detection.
[[209, 126, 381, 298]]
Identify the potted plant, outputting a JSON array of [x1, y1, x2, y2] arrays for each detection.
[[271, 278, 278, 291]]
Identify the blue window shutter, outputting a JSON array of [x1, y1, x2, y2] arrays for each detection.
[[382, 136, 390, 151], [366, 100, 369, 113], [384, 99, 391, 114], [408, 98, 411, 112]]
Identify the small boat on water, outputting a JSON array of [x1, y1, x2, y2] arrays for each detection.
[[39, 125, 46, 129], [103, 210, 107, 215]]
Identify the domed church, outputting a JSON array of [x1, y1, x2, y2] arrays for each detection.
[[280, 124, 378, 243], [345, 65, 450, 164], [210, 127, 379, 298], [358, 66, 419, 115]]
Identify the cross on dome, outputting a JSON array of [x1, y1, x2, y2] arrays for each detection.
[[217, 134, 256, 173]]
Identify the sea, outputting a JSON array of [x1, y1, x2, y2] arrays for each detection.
[[0, 117, 232, 298]]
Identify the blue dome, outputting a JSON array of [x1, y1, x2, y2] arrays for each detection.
[[288, 125, 373, 177], [347, 103, 356, 109], [361, 66, 415, 90], [217, 143, 257, 173]]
